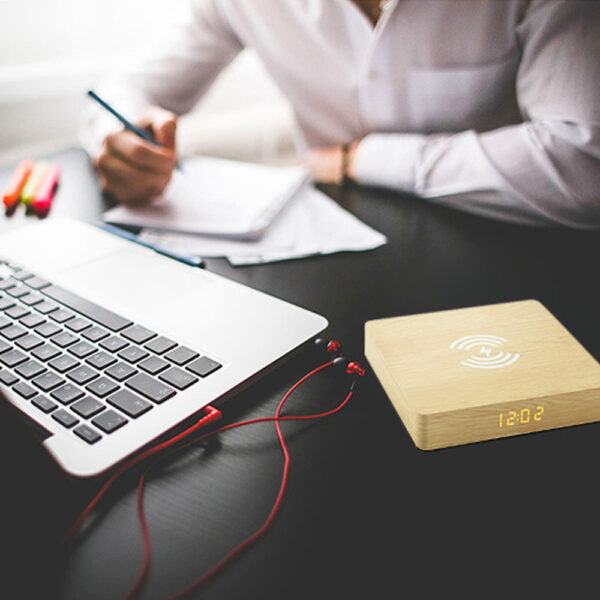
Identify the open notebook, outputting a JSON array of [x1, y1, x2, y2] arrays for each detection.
[[103, 156, 308, 240]]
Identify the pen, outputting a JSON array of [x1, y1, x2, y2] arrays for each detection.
[[96, 222, 205, 268], [87, 90, 182, 171]]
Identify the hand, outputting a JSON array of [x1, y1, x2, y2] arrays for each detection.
[[304, 141, 359, 184], [93, 106, 179, 206]]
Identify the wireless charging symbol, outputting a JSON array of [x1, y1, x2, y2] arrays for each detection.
[[450, 335, 520, 369]]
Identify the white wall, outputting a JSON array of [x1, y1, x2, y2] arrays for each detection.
[[0, 0, 296, 166]]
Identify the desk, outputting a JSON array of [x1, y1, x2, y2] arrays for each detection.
[[2, 148, 600, 599]]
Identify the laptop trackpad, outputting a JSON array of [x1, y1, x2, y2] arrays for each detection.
[[55, 244, 215, 326]]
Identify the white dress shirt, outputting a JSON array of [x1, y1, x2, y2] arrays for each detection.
[[83, 0, 600, 228]]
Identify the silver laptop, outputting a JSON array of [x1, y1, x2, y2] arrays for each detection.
[[0, 218, 327, 477]]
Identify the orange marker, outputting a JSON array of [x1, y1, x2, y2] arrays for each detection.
[[2, 159, 35, 211], [32, 162, 61, 217]]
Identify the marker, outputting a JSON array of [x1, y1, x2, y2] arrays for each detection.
[[3, 159, 35, 211], [87, 90, 182, 171], [20, 161, 48, 209], [96, 222, 204, 268], [32, 162, 61, 217]]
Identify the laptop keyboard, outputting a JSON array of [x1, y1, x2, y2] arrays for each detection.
[[0, 260, 222, 446]]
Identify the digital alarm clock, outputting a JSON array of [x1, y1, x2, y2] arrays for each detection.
[[365, 300, 600, 450]]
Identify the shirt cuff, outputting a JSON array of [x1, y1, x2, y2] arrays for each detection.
[[353, 133, 426, 192]]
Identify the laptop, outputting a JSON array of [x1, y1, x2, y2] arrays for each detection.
[[0, 218, 327, 477]]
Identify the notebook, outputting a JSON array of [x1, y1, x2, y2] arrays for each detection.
[[0, 218, 327, 477], [103, 156, 308, 240]]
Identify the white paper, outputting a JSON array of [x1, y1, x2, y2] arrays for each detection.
[[138, 186, 387, 265], [103, 156, 308, 239]]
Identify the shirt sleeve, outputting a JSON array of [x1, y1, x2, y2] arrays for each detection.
[[79, 0, 243, 158], [353, 0, 600, 228]]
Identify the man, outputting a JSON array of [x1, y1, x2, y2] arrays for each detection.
[[83, 0, 600, 227]]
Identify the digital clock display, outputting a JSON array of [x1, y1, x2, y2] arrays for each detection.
[[499, 406, 544, 428]]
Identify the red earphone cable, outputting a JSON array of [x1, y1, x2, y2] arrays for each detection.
[[124, 359, 355, 600], [61, 405, 223, 546]]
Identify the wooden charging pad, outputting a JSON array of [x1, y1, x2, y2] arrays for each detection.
[[365, 300, 600, 450]]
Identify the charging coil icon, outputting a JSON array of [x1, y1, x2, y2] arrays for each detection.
[[450, 335, 520, 369]]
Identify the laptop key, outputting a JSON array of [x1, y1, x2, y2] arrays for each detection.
[[68, 341, 97, 359], [1, 349, 28, 367], [42, 285, 133, 332], [7, 285, 30, 298], [139, 355, 170, 375], [0, 297, 15, 310], [51, 383, 86, 405], [0, 339, 12, 354], [125, 373, 176, 403], [11, 270, 34, 281], [117, 346, 148, 364], [35, 322, 62, 338], [33, 372, 66, 392], [105, 361, 137, 382], [20, 293, 43, 306], [24, 276, 51, 290], [0, 369, 18, 386], [165, 346, 199, 366], [15, 360, 46, 380], [71, 396, 105, 419], [50, 308, 75, 324], [52, 331, 79, 348], [67, 365, 100, 385], [86, 376, 119, 398], [82, 326, 110, 342], [73, 424, 102, 444], [187, 356, 222, 378], [5, 305, 30, 319], [159, 367, 199, 390], [32, 395, 58, 413], [144, 336, 177, 355], [49, 354, 80, 373], [1, 324, 27, 340], [15, 333, 44, 351], [86, 351, 117, 370], [92, 409, 127, 433], [121, 325, 156, 345], [0, 315, 12, 329], [35, 300, 59, 315], [107, 389, 152, 418], [65, 317, 91, 333], [13, 381, 37, 399], [52, 409, 79, 429], [19, 313, 45, 328], [99, 336, 128, 353], [0, 279, 16, 291], [32, 343, 61, 362]]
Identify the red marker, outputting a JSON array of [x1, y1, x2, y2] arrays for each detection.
[[2, 159, 35, 211], [32, 162, 61, 217]]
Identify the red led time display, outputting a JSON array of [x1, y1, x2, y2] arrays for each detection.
[[499, 406, 544, 428]]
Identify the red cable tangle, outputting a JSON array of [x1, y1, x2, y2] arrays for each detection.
[[63, 358, 357, 600]]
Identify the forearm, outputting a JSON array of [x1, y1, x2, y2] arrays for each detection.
[[353, 120, 600, 228]]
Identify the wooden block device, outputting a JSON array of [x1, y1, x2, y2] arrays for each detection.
[[365, 301, 600, 450]]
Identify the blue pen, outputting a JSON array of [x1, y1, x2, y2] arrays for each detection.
[[96, 222, 204, 268], [87, 90, 182, 171]]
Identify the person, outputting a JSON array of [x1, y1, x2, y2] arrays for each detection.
[[82, 0, 600, 228]]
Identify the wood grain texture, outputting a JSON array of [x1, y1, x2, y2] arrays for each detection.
[[366, 301, 600, 449]]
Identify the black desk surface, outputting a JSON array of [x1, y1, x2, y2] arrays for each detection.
[[1, 148, 599, 599]]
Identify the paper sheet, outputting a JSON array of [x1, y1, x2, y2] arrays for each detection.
[[138, 186, 387, 265], [103, 156, 308, 239]]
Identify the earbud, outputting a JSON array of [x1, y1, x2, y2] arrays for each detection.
[[332, 357, 366, 377], [314, 338, 343, 356]]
